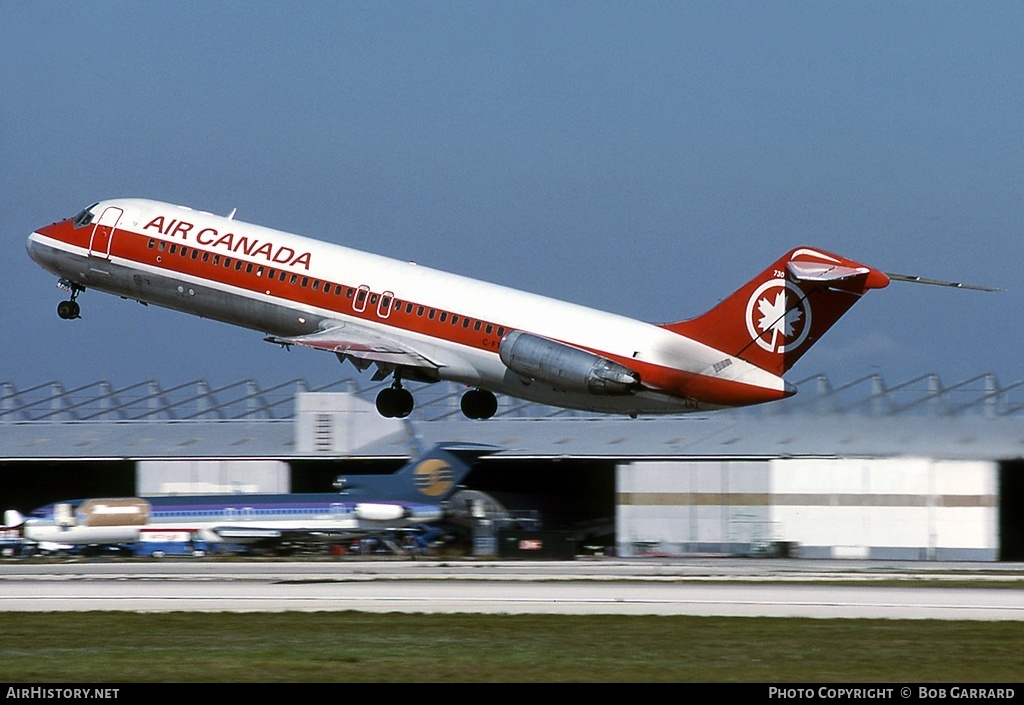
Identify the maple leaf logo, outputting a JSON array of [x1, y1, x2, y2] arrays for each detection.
[[756, 290, 803, 341], [745, 281, 811, 354], [749, 284, 802, 352]]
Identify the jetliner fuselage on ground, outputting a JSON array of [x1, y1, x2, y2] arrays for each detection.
[[4, 444, 488, 549], [27, 199, 990, 419]]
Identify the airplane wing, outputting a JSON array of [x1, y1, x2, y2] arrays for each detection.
[[265, 321, 442, 376], [210, 526, 373, 544], [210, 526, 410, 542], [210, 526, 285, 541]]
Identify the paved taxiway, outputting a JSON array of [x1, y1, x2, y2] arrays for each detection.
[[1, 559, 1022, 619]]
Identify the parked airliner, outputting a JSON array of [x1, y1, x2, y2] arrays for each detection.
[[27, 199, 992, 419], [3, 444, 490, 550]]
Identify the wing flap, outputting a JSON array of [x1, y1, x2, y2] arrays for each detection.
[[265, 322, 442, 371]]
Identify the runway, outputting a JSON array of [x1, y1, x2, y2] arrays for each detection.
[[1, 558, 1022, 619]]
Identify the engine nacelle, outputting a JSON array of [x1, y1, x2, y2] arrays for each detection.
[[499, 331, 641, 395], [354, 503, 407, 522]]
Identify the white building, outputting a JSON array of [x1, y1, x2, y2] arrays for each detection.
[[2, 373, 1022, 560]]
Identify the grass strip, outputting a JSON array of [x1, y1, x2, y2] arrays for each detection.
[[0, 612, 1021, 682]]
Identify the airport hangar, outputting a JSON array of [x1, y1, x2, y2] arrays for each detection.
[[2, 372, 1023, 561]]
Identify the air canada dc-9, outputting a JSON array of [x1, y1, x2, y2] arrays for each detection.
[[27, 199, 993, 419]]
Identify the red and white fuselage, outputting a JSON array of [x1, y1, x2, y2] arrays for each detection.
[[27, 198, 891, 417]]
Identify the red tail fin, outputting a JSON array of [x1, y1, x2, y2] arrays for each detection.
[[662, 247, 890, 375]]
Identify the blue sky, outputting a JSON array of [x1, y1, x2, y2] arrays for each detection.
[[3, 2, 1022, 395]]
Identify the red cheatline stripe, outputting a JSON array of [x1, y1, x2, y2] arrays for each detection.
[[47, 217, 511, 354]]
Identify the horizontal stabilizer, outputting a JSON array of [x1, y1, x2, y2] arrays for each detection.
[[787, 261, 870, 283], [886, 273, 1002, 292]]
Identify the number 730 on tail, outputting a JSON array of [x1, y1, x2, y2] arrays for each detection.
[[27, 199, 996, 419]]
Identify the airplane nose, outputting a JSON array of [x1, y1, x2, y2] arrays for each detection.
[[26, 231, 46, 265]]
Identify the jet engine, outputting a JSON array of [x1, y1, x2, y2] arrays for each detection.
[[354, 503, 407, 522], [499, 331, 641, 395]]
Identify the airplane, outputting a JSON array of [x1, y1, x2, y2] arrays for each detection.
[[3, 443, 492, 552], [26, 198, 996, 419]]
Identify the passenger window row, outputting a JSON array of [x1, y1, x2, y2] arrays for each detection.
[[146, 238, 506, 338]]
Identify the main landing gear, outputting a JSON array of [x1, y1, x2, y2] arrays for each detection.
[[56, 279, 84, 320], [460, 388, 498, 420], [374, 379, 499, 420], [376, 380, 415, 419]]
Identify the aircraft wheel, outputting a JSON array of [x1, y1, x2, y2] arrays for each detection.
[[376, 387, 415, 418], [376, 387, 398, 417], [461, 389, 497, 419], [57, 300, 80, 320], [395, 388, 414, 418]]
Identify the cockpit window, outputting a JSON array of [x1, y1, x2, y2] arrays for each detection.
[[72, 203, 99, 228]]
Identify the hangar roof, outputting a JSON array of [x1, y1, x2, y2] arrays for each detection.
[[2, 373, 1024, 462]]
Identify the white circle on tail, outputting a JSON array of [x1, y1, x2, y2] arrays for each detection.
[[745, 279, 812, 353]]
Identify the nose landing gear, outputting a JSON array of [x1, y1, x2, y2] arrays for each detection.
[[56, 280, 84, 320]]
